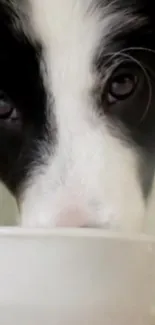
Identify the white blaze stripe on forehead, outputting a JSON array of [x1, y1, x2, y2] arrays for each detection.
[[20, 0, 146, 231]]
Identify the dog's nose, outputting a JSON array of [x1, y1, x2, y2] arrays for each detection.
[[56, 207, 89, 227]]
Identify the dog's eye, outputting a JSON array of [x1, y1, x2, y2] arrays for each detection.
[[0, 91, 16, 120], [102, 62, 150, 127], [108, 68, 138, 104]]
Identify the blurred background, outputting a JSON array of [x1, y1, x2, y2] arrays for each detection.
[[0, 183, 18, 226]]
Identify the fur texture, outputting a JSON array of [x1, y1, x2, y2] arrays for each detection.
[[0, 0, 155, 231]]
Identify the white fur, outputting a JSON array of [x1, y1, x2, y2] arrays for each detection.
[[19, 0, 154, 232]]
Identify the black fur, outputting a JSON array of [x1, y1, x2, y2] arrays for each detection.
[[0, 1, 51, 195], [95, 0, 155, 196], [0, 0, 155, 200]]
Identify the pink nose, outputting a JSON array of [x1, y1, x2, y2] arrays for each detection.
[[56, 208, 88, 227]]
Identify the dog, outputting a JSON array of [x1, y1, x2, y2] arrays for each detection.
[[0, 0, 155, 230]]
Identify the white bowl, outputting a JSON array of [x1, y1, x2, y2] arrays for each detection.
[[0, 227, 154, 325]]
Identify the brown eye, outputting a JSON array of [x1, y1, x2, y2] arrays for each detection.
[[0, 92, 14, 119], [108, 69, 138, 103]]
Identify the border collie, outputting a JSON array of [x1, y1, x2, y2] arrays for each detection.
[[0, 0, 155, 230]]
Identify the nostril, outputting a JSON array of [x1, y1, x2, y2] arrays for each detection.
[[56, 208, 89, 228]]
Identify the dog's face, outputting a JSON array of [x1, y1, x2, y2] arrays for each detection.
[[0, 0, 155, 229]]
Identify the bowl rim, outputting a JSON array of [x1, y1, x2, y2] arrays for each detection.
[[0, 226, 154, 242]]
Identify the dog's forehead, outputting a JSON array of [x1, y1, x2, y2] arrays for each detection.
[[1, 0, 147, 47]]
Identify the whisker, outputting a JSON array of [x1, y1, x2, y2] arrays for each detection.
[[102, 46, 155, 61], [121, 47, 155, 56]]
